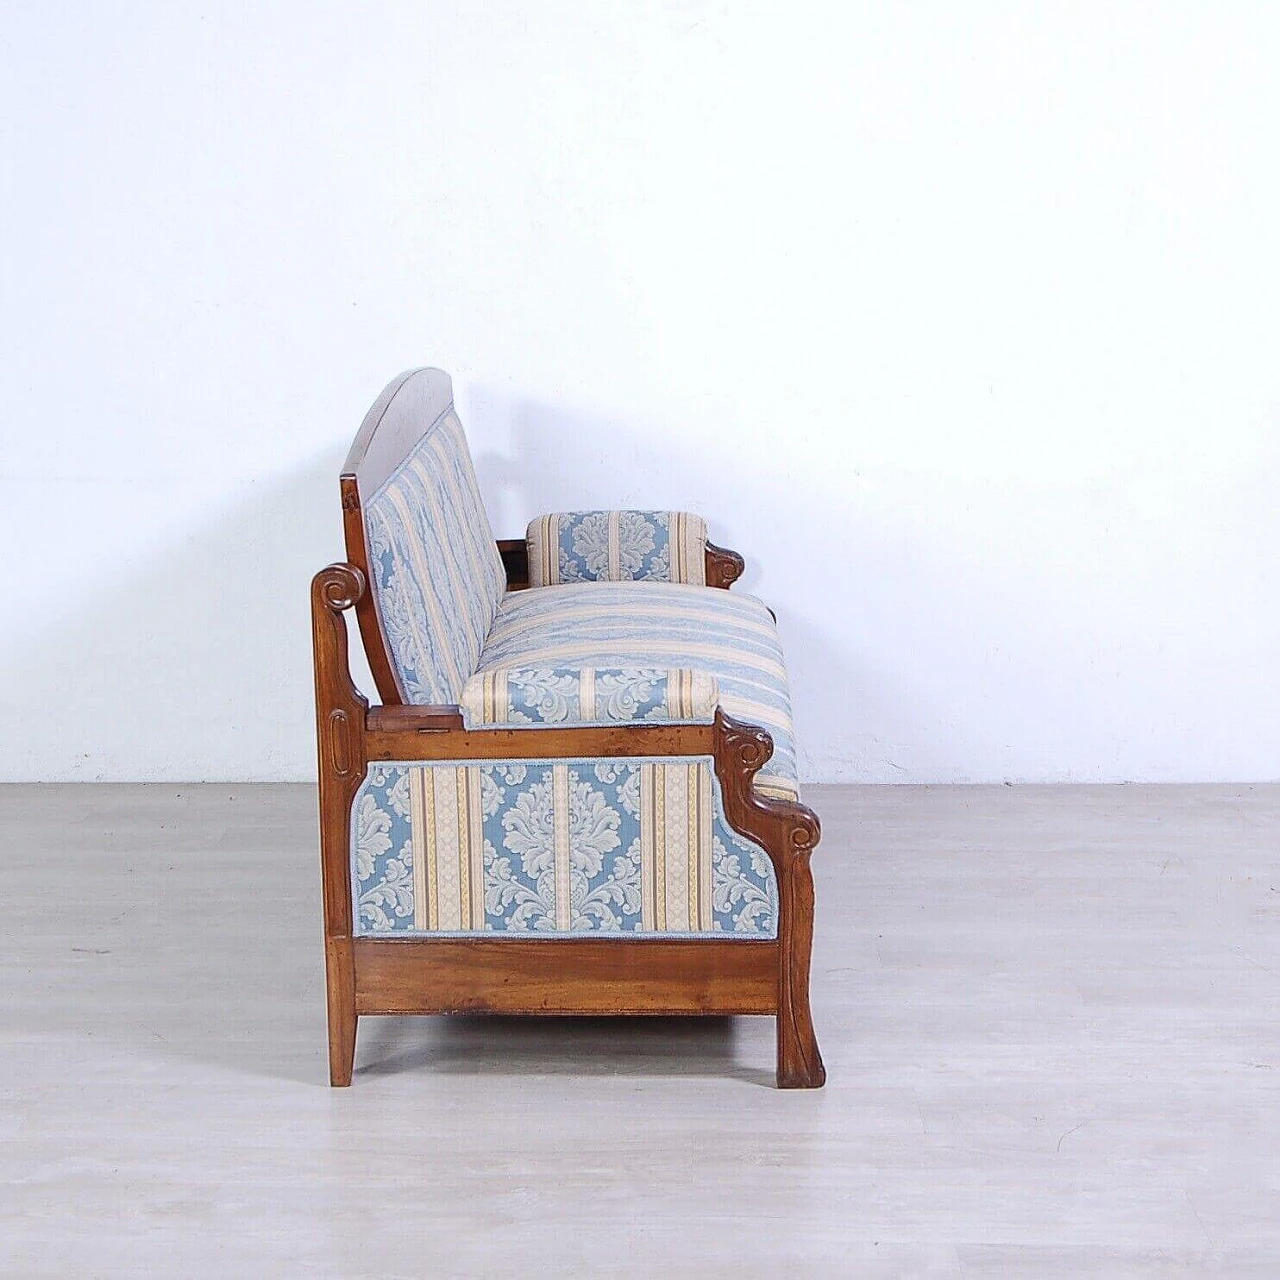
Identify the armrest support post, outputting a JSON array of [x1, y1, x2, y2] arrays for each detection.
[[311, 562, 370, 1085]]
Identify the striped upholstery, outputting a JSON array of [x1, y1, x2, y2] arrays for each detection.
[[477, 582, 799, 800], [364, 406, 506, 704], [347, 372, 804, 941], [351, 756, 778, 937], [527, 510, 707, 587], [460, 667, 719, 728]]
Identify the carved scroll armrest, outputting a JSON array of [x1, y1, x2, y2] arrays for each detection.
[[712, 709, 825, 1090], [712, 711, 821, 873], [704, 541, 745, 589], [312, 563, 370, 724]]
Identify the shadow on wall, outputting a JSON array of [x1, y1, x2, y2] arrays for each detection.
[[466, 384, 1017, 783], [5, 381, 1066, 782], [3, 449, 374, 782]]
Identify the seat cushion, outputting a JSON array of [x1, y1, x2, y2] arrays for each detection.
[[478, 582, 800, 800]]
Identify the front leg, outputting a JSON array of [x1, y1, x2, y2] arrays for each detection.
[[712, 711, 825, 1088], [312, 563, 371, 1086], [775, 839, 825, 1088], [325, 937, 358, 1086]]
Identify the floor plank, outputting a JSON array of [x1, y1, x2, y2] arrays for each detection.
[[2, 783, 1277, 1276]]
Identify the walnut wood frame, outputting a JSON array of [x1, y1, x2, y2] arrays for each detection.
[[317, 378, 821, 1086], [313, 560, 824, 1089]]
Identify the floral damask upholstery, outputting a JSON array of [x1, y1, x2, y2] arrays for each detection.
[[460, 667, 719, 728], [351, 757, 777, 937], [526, 510, 708, 587]]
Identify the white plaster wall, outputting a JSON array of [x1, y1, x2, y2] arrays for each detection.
[[2, 2, 1277, 783]]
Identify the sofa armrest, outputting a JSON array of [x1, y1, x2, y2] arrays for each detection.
[[526, 510, 710, 587], [460, 666, 719, 728]]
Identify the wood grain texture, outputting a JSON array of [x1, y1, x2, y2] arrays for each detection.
[[713, 711, 826, 1088], [497, 538, 530, 590], [354, 938, 777, 1015], [364, 710, 714, 761], [311, 563, 370, 1085], [705, 540, 745, 588]]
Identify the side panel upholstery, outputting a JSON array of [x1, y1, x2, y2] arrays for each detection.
[[351, 755, 779, 939]]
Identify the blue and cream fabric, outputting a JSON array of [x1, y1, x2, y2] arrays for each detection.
[[460, 666, 719, 728], [477, 582, 799, 801], [351, 756, 778, 938], [527, 510, 708, 587], [364, 407, 506, 704]]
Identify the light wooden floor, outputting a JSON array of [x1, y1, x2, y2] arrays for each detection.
[[2, 784, 1278, 1277]]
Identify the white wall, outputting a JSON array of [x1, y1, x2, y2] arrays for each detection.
[[3, 2, 1278, 783]]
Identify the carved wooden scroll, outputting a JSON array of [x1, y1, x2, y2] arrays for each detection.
[[712, 710, 825, 1088], [705, 541, 746, 589]]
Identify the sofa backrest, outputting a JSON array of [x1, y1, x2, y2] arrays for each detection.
[[342, 369, 505, 706]]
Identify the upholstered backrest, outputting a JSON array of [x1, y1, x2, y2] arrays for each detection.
[[350, 370, 505, 705]]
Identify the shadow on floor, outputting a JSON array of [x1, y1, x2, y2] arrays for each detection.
[[354, 1013, 776, 1087]]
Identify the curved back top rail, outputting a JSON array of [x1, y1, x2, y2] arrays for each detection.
[[342, 367, 456, 497]]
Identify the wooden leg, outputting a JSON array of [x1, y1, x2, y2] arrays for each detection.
[[776, 855, 826, 1089], [311, 566, 370, 1088], [325, 935, 358, 1087]]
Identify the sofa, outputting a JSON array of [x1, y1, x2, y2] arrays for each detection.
[[312, 368, 824, 1087]]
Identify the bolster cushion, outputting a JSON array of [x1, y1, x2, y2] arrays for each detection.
[[526, 510, 708, 587], [460, 666, 719, 728]]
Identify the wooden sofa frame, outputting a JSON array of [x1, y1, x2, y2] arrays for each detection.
[[312, 382, 825, 1088]]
